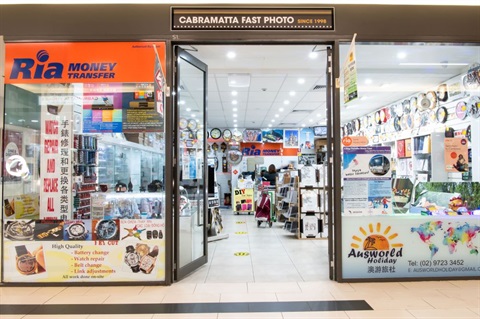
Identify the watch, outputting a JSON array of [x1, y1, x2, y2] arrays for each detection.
[[66, 221, 88, 240], [95, 219, 118, 240], [124, 245, 140, 273], [210, 128, 221, 139], [187, 119, 197, 130], [139, 245, 159, 274], [15, 245, 37, 275], [135, 243, 150, 257], [5, 220, 35, 241], [179, 118, 188, 130]]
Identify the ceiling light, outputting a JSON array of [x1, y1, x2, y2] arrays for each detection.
[[364, 78, 373, 84], [289, 91, 296, 96], [397, 52, 407, 59], [279, 108, 284, 112], [297, 78, 305, 84], [234, 124, 238, 128], [317, 113, 321, 117], [233, 107, 238, 112], [232, 100, 238, 105], [309, 119, 313, 122], [271, 119, 275, 122], [227, 51, 236, 59], [233, 114, 237, 117], [268, 124, 272, 127], [275, 114, 279, 118], [179, 100, 186, 105], [231, 91, 238, 96], [191, 114, 196, 118], [301, 124, 306, 127], [399, 62, 469, 66], [228, 73, 251, 88], [233, 119, 237, 123], [186, 107, 191, 112], [284, 100, 290, 105], [309, 52, 318, 59]]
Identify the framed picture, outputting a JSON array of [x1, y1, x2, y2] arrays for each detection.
[[300, 189, 320, 212], [299, 165, 318, 187], [300, 214, 322, 238], [283, 129, 299, 148]]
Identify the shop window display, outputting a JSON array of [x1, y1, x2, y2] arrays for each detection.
[[2, 42, 167, 283], [340, 43, 480, 280]]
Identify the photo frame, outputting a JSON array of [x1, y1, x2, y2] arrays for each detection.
[[300, 189, 320, 212], [299, 165, 318, 187], [283, 129, 299, 148]]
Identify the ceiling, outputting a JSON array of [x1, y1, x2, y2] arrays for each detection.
[[180, 43, 480, 130]]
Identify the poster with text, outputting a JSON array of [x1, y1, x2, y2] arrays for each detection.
[[343, 146, 392, 215], [444, 138, 469, 172], [2, 219, 166, 283], [82, 83, 123, 133], [342, 215, 480, 279]]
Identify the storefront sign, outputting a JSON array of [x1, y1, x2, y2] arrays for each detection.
[[40, 84, 73, 220], [3, 219, 165, 283], [5, 42, 166, 84], [343, 146, 392, 215], [240, 143, 298, 156], [342, 216, 480, 279], [172, 8, 334, 30]]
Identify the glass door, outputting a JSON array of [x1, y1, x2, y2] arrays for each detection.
[[173, 47, 208, 280]]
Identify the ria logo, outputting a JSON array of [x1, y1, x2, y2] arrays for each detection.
[[10, 50, 63, 80], [10, 50, 117, 80], [348, 222, 403, 264]]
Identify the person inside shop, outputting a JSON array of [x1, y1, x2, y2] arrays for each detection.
[[263, 164, 278, 185]]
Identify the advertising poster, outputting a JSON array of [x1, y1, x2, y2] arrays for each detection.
[[261, 129, 284, 143], [343, 146, 392, 215], [3, 219, 166, 283], [444, 137, 469, 172], [233, 188, 254, 213], [3, 130, 23, 183], [82, 84, 123, 133], [40, 84, 73, 220], [342, 215, 480, 279], [299, 128, 315, 150], [343, 34, 358, 104]]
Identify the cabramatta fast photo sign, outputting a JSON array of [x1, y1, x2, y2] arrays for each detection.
[[172, 7, 334, 30]]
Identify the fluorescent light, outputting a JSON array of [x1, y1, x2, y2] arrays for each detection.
[[289, 91, 296, 96], [233, 107, 238, 112], [309, 52, 318, 59], [279, 108, 284, 112], [227, 51, 236, 59], [297, 78, 305, 84], [399, 62, 469, 66], [232, 100, 238, 105], [397, 52, 407, 59], [231, 91, 238, 96]]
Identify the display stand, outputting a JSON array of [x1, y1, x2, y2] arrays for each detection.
[[232, 188, 255, 215], [207, 197, 229, 242]]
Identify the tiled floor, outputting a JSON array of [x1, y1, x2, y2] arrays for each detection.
[[1, 209, 479, 318]]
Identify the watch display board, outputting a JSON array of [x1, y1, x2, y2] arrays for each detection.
[[2, 218, 166, 283]]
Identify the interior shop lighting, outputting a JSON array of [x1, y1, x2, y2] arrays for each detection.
[[284, 100, 290, 105], [227, 51, 236, 59], [397, 52, 407, 59], [228, 73, 250, 88], [309, 52, 318, 59], [279, 108, 284, 112], [232, 100, 238, 105], [231, 91, 238, 96], [233, 113, 237, 117], [289, 91, 296, 96], [297, 78, 305, 84], [233, 107, 238, 112]]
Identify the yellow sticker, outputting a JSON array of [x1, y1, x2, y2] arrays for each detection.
[[235, 232, 248, 235], [236, 221, 246, 224], [234, 252, 250, 256]]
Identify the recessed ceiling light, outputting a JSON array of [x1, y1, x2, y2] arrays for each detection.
[[279, 108, 284, 112], [233, 114, 237, 117], [309, 119, 313, 122], [233, 107, 238, 112], [234, 124, 238, 128], [227, 51, 236, 59], [364, 78, 373, 85], [284, 100, 290, 105], [297, 78, 305, 84], [301, 124, 306, 127], [289, 91, 296, 96], [309, 52, 318, 59], [179, 100, 186, 105], [191, 114, 196, 118], [186, 107, 191, 112], [233, 119, 237, 122], [275, 114, 279, 118], [231, 91, 238, 96], [232, 100, 238, 105], [271, 119, 275, 122], [317, 113, 321, 117], [268, 124, 272, 127], [397, 52, 407, 59]]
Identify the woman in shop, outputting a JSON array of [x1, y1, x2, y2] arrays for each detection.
[[263, 164, 278, 186]]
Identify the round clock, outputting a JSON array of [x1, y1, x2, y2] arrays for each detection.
[[456, 101, 468, 120], [179, 118, 188, 130], [195, 130, 204, 141], [232, 129, 243, 142], [426, 91, 437, 109], [436, 106, 448, 123], [210, 128, 221, 139], [468, 96, 480, 119], [466, 125, 471, 142], [187, 119, 197, 130], [222, 129, 232, 142], [409, 96, 418, 111], [402, 99, 411, 114]]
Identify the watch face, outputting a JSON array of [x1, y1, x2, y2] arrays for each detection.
[[210, 128, 221, 139], [5, 221, 35, 241], [68, 223, 86, 237], [136, 243, 150, 257], [17, 255, 36, 274], [179, 118, 188, 130], [95, 220, 118, 240], [222, 129, 232, 142], [125, 252, 140, 266]]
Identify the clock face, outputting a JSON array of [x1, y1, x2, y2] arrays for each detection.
[[187, 119, 197, 130], [222, 129, 232, 142], [179, 118, 188, 130], [210, 128, 221, 139]]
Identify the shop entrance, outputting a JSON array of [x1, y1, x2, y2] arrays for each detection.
[[172, 43, 336, 282]]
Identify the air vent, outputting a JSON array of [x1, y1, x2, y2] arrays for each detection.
[[279, 122, 297, 126], [311, 84, 327, 91]]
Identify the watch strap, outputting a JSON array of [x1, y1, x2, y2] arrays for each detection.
[[15, 245, 28, 257], [131, 265, 140, 273]]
